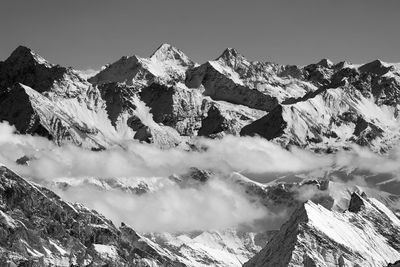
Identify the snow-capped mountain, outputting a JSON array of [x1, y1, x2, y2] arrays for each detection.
[[1, 44, 400, 266], [89, 43, 195, 87], [2, 44, 400, 151]]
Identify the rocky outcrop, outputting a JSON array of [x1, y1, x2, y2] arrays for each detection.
[[0, 166, 186, 266], [240, 105, 287, 140], [139, 83, 205, 136]]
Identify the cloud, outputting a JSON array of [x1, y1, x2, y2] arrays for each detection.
[[56, 177, 270, 233], [75, 68, 100, 79], [1, 121, 400, 232]]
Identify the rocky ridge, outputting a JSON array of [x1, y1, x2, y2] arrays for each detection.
[[0, 165, 186, 266], [1, 45, 400, 151], [244, 192, 400, 267]]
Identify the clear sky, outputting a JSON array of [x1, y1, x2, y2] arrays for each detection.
[[1, 0, 400, 70]]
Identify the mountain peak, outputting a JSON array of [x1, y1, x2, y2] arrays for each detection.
[[218, 47, 243, 60], [6, 45, 51, 67], [216, 47, 248, 67], [359, 59, 393, 75], [150, 43, 193, 65], [317, 58, 333, 68], [220, 47, 240, 58]]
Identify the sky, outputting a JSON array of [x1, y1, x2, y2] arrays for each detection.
[[1, 0, 400, 70]]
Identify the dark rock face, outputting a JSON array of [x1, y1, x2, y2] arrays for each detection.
[[348, 192, 366, 213], [133, 125, 153, 143], [0, 84, 50, 137], [359, 60, 393, 76], [0, 46, 64, 93], [240, 105, 286, 140], [0, 166, 185, 266], [140, 83, 175, 124], [0, 46, 86, 97], [140, 83, 205, 136], [198, 104, 229, 136], [98, 82, 138, 127], [186, 62, 279, 112], [352, 116, 383, 146]]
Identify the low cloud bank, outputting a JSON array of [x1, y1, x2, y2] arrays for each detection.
[[56, 178, 271, 233], [0, 122, 399, 232]]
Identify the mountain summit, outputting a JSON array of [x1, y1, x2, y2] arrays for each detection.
[[150, 43, 194, 66], [1, 43, 400, 152]]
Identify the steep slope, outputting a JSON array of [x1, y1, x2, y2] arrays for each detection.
[[241, 61, 400, 152], [0, 46, 88, 97], [0, 46, 184, 149], [244, 193, 400, 267], [0, 165, 186, 266], [186, 48, 280, 111], [0, 46, 130, 148], [2, 44, 400, 151], [186, 48, 317, 106], [0, 46, 99, 140], [48, 167, 400, 267]]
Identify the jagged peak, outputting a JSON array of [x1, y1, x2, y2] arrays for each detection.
[[149, 43, 193, 65], [216, 47, 248, 66], [219, 47, 240, 58], [6, 45, 51, 67], [317, 58, 334, 68]]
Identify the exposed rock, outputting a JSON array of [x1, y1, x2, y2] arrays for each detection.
[[240, 105, 287, 140], [186, 61, 279, 111], [2, 44, 400, 152], [348, 192, 366, 213], [0, 166, 186, 266], [139, 83, 205, 136], [0, 84, 51, 137]]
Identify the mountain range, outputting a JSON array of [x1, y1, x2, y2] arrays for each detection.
[[0, 44, 400, 266]]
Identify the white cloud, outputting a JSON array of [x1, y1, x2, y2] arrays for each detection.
[[1, 122, 400, 232]]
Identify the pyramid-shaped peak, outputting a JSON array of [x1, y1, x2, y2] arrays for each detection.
[[218, 47, 246, 61], [12, 45, 32, 54], [6, 45, 51, 66], [150, 43, 193, 65], [216, 47, 248, 67]]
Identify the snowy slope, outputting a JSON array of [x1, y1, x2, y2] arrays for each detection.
[[146, 230, 273, 267], [2, 44, 400, 152], [244, 193, 400, 267]]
